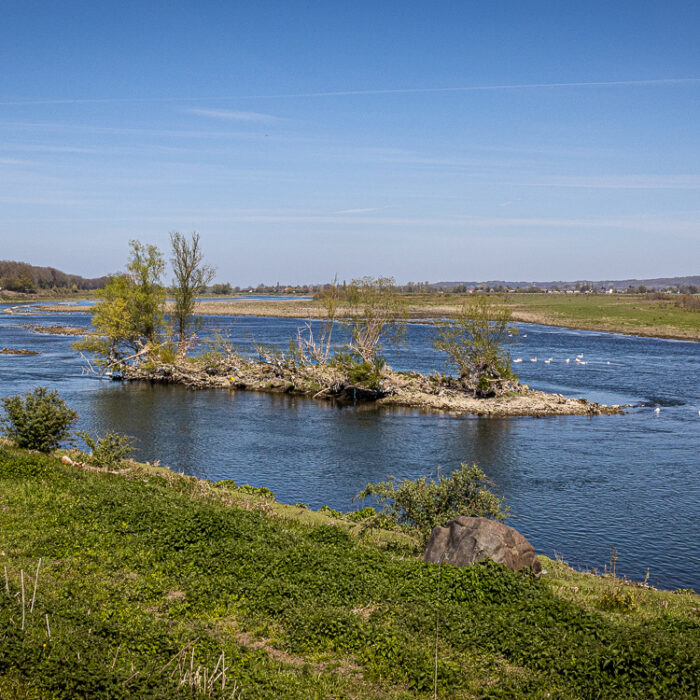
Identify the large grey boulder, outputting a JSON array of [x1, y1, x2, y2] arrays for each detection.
[[422, 516, 542, 573]]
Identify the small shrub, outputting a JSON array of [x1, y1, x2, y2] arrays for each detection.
[[152, 342, 178, 364], [676, 294, 700, 312], [319, 504, 344, 518], [598, 586, 637, 613], [356, 462, 508, 544], [0, 387, 77, 452], [331, 351, 385, 390], [76, 430, 134, 469], [213, 478, 238, 489], [236, 483, 275, 499], [346, 506, 376, 522]]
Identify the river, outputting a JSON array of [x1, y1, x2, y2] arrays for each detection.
[[1, 303, 698, 590]]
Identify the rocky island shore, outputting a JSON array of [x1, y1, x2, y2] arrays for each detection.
[[120, 356, 624, 417]]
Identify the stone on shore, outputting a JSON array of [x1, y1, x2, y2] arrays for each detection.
[[423, 516, 542, 573]]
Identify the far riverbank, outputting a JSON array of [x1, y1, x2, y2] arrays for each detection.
[[10, 292, 700, 341]]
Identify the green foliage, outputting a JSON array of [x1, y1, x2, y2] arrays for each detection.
[[152, 341, 178, 364], [75, 240, 166, 368], [0, 445, 57, 477], [214, 479, 275, 499], [356, 463, 508, 543], [598, 585, 638, 613], [330, 351, 385, 390], [346, 506, 377, 522], [76, 430, 134, 469], [0, 387, 77, 452], [0, 448, 698, 698], [210, 282, 233, 295], [434, 295, 517, 396], [318, 504, 344, 518]]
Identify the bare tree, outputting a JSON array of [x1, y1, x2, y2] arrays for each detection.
[[170, 232, 215, 353], [345, 276, 406, 363], [296, 276, 341, 364]]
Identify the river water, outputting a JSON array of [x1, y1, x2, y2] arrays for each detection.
[[1, 303, 699, 590]]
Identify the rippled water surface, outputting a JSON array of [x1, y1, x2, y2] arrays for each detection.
[[1, 303, 698, 590]]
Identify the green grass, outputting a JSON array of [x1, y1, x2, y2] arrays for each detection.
[[1, 446, 699, 698], [507, 293, 700, 338], [400, 292, 700, 340]]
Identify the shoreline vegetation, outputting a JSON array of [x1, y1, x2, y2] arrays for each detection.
[[4, 291, 699, 341], [1, 442, 698, 697], [120, 354, 623, 417]]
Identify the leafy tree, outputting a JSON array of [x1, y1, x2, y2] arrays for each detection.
[[356, 463, 507, 544], [170, 232, 215, 349], [1, 387, 77, 452], [433, 295, 517, 396], [344, 276, 407, 363], [75, 240, 166, 368]]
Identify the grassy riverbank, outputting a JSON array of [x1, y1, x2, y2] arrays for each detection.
[[1, 445, 698, 698], [26, 292, 700, 341], [190, 293, 700, 341]]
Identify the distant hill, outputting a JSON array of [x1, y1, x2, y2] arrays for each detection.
[[0, 260, 108, 294], [433, 276, 700, 292]]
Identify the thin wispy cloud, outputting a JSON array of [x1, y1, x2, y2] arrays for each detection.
[[0, 121, 285, 141], [183, 108, 280, 123], [0, 144, 98, 154], [2, 77, 699, 106], [525, 175, 700, 190], [335, 207, 383, 214]]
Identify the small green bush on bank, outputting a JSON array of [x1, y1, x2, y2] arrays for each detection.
[[0, 446, 698, 698], [0, 387, 77, 452], [356, 462, 508, 544], [76, 430, 134, 469]]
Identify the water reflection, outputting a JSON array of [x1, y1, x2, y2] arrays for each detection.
[[1, 304, 699, 590]]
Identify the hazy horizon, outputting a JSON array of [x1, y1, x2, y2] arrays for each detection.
[[2, 2, 699, 285]]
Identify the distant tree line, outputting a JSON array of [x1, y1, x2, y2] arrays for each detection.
[[0, 261, 108, 294]]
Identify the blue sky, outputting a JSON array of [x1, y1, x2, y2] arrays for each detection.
[[1, 1, 699, 285]]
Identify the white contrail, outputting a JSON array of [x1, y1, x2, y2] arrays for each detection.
[[2, 77, 699, 106]]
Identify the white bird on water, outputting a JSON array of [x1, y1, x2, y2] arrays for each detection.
[[530, 357, 538, 362], [513, 358, 523, 363], [565, 358, 570, 363], [654, 407, 661, 414], [576, 353, 584, 359]]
